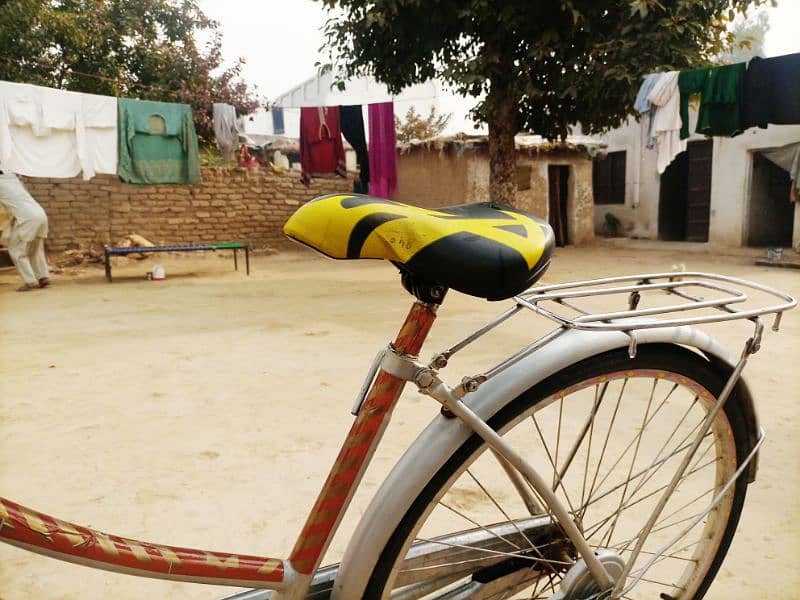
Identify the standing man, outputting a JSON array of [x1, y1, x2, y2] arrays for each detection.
[[0, 171, 50, 291]]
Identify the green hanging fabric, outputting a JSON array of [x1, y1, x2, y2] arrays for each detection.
[[117, 98, 201, 184], [678, 68, 709, 139], [678, 63, 746, 140]]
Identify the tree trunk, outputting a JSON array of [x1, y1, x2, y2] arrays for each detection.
[[487, 98, 517, 206]]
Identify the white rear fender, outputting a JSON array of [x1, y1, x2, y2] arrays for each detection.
[[332, 325, 759, 599]]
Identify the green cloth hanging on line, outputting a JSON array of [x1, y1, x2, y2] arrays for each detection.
[[117, 98, 201, 184], [678, 62, 746, 140]]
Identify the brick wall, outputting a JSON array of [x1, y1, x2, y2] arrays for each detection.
[[20, 168, 353, 253]]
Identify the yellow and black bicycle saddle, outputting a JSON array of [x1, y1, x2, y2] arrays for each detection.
[[283, 194, 555, 301]]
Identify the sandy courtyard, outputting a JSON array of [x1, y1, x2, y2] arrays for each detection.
[[1, 244, 798, 599]]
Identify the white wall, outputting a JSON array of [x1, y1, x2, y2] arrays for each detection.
[[593, 116, 652, 237], [596, 114, 800, 247]]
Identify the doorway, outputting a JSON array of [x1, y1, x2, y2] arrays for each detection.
[[548, 165, 570, 246], [658, 140, 713, 242], [747, 153, 794, 247]]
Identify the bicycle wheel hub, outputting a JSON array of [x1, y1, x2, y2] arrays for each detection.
[[551, 549, 626, 600]]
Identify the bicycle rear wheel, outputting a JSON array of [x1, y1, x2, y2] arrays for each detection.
[[366, 344, 750, 599]]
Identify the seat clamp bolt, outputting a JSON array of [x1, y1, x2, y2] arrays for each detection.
[[462, 378, 481, 393], [414, 369, 436, 390]]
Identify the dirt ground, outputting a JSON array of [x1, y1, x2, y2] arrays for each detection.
[[0, 244, 798, 599]]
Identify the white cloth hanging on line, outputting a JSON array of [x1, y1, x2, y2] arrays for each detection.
[[647, 71, 686, 174], [0, 81, 117, 180], [81, 91, 118, 177], [213, 102, 239, 162], [633, 73, 662, 150]]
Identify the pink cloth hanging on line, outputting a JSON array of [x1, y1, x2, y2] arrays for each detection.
[[368, 102, 397, 198]]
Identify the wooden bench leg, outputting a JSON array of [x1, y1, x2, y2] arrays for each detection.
[[104, 250, 112, 283], [245, 246, 250, 276], [233, 248, 239, 272]]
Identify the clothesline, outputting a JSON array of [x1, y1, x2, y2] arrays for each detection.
[[0, 80, 201, 184], [0, 53, 445, 115], [634, 52, 800, 174], [270, 94, 443, 110], [0, 54, 171, 95]]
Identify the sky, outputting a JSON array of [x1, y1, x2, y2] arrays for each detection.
[[198, 0, 800, 102]]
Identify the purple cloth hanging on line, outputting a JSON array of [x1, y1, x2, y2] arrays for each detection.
[[368, 102, 397, 198]]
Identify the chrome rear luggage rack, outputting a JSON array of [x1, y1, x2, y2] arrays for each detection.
[[515, 271, 796, 332], [429, 272, 796, 391]]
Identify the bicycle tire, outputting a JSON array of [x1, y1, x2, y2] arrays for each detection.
[[365, 344, 750, 599]]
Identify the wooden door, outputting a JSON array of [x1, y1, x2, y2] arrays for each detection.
[[548, 165, 570, 246], [685, 140, 713, 242]]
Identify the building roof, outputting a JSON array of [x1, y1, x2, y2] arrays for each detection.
[[400, 133, 606, 158]]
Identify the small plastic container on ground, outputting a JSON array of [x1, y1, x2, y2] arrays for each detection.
[[767, 247, 782, 262]]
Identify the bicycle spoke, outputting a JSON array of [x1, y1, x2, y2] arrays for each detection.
[[611, 479, 717, 563], [607, 505, 716, 555], [531, 413, 578, 516], [637, 575, 685, 589], [411, 537, 571, 566], [528, 571, 544, 600], [591, 436, 717, 539], [578, 403, 715, 546], [526, 567, 559, 600], [583, 453, 718, 544], [645, 499, 717, 539], [587, 383, 689, 505], [582, 426, 713, 529], [552, 383, 608, 495], [578, 377, 627, 522], [552, 396, 564, 490], [601, 391, 701, 522], [476, 568, 556, 600], [626, 539, 701, 572], [463, 468, 562, 580], [492, 450, 544, 515], [579, 382, 607, 517], [437, 501, 522, 551], [600, 378, 658, 547]]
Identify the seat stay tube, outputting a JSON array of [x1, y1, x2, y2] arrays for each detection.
[[286, 300, 439, 583]]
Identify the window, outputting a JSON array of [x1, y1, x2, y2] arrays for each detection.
[[593, 151, 626, 205], [516, 165, 532, 191]]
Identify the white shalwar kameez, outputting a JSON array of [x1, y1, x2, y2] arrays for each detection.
[[0, 172, 49, 286]]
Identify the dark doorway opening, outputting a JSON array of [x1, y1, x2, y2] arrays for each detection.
[[658, 151, 688, 241], [747, 153, 794, 247], [658, 140, 713, 242], [548, 165, 570, 246]]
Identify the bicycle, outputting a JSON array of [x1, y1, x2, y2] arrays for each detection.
[[0, 194, 795, 599]]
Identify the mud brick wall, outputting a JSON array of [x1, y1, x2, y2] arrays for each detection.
[[20, 168, 353, 253]]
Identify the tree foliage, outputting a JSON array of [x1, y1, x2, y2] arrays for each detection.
[[0, 0, 261, 144], [394, 106, 452, 143], [317, 0, 771, 202]]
